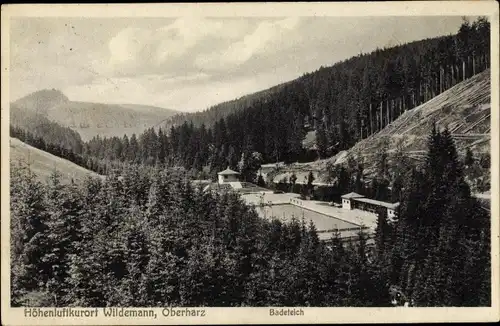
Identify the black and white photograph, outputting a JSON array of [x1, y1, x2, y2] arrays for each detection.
[[1, 2, 499, 325]]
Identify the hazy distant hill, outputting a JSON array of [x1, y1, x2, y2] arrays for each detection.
[[11, 89, 179, 141], [12, 89, 70, 115], [10, 137, 102, 184]]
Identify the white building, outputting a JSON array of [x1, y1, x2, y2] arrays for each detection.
[[341, 192, 365, 210], [217, 167, 240, 184], [202, 167, 270, 194], [341, 192, 399, 220]]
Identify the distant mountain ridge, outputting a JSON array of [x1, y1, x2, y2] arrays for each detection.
[[11, 89, 179, 141], [163, 82, 289, 130]]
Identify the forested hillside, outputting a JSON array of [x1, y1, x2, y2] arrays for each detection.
[[10, 104, 84, 153], [163, 82, 290, 129], [12, 89, 70, 114], [10, 138, 102, 184], [82, 17, 490, 179], [272, 68, 492, 198], [10, 125, 137, 176], [165, 17, 489, 136]]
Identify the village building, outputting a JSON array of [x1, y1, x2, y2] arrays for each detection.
[[217, 167, 240, 184], [341, 192, 399, 220], [341, 192, 365, 210], [198, 167, 270, 193]]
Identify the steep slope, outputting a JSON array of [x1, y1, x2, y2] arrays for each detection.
[[10, 137, 102, 184], [272, 69, 491, 187], [11, 90, 179, 141], [328, 69, 490, 170], [10, 104, 84, 152]]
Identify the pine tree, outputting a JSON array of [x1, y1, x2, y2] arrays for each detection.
[[10, 164, 52, 305], [315, 123, 328, 158], [44, 170, 85, 305], [392, 126, 490, 306], [464, 147, 474, 167], [306, 171, 315, 199], [117, 205, 150, 306], [320, 230, 347, 305]]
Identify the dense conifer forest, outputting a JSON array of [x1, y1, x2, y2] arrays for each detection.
[[10, 125, 490, 307]]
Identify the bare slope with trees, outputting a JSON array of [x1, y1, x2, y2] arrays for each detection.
[[10, 138, 101, 184]]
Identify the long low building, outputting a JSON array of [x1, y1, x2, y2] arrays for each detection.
[[341, 192, 399, 221]]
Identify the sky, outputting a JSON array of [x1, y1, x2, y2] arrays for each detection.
[[10, 16, 468, 112]]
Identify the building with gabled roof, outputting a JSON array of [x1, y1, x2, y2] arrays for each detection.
[[355, 197, 400, 209], [341, 192, 365, 199], [341, 192, 365, 210], [198, 167, 272, 194], [217, 166, 240, 184]]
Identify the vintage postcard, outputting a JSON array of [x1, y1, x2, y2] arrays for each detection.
[[1, 2, 499, 325]]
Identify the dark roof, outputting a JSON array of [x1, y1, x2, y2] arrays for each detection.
[[341, 192, 365, 199], [218, 167, 240, 175]]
